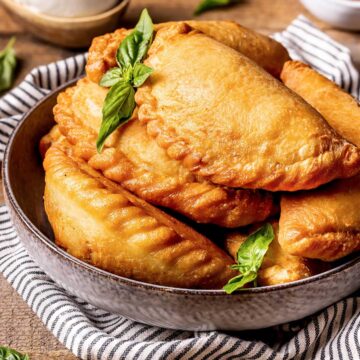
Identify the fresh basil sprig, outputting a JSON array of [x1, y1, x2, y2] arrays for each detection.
[[0, 346, 30, 360], [97, 9, 154, 152], [194, 0, 238, 15], [0, 37, 16, 92], [223, 223, 274, 294]]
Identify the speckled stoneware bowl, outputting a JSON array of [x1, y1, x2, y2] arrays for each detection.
[[3, 79, 360, 331]]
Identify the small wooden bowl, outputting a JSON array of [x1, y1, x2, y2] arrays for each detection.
[[0, 0, 130, 48]]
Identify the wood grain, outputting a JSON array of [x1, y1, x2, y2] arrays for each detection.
[[0, 0, 359, 358], [0, 276, 75, 359]]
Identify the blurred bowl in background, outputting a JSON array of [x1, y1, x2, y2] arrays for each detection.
[[14, 0, 119, 18], [0, 0, 130, 48], [301, 0, 360, 31]]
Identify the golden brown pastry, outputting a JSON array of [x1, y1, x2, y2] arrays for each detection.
[[156, 21, 290, 78], [44, 145, 236, 288], [281, 60, 360, 147], [86, 28, 130, 84], [136, 23, 360, 191], [225, 223, 319, 286], [279, 61, 360, 261], [53, 78, 276, 227], [86, 20, 290, 83], [280, 175, 360, 261], [39, 125, 63, 158]]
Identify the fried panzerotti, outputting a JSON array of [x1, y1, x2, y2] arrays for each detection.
[[85, 20, 290, 83], [156, 21, 289, 77], [281, 60, 360, 147], [53, 78, 276, 227], [280, 175, 360, 261], [43, 145, 236, 288], [279, 61, 360, 261], [39, 125, 62, 158], [135, 23, 360, 191], [225, 223, 319, 286]]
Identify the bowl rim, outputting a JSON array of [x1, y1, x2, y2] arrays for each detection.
[[3, 78, 360, 297], [302, 0, 360, 9], [1, 0, 130, 24], [327, 0, 360, 8]]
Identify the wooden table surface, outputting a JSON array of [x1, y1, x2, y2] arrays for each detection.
[[0, 0, 359, 358]]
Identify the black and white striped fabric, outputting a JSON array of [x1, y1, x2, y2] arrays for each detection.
[[0, 16, 359, 360]]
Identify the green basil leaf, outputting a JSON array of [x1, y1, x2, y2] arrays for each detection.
[[223, 272, 257, 294], [97, 10, 154, 153], [132, 63, 153, 87], [122, 64, 134, 83], [0, 37, 16, 92], [236, 223, 274, 273], [134, 8, 153, 42], [96, 81, 135, 152], [99, 68, 124, 87], [116, 9, 153, 68], [133, 8, 153, 63], [223, 223, 274, 294], [0, 346, 30, 360], [194, 0, 234, 15], [116, 30, 142, 68]]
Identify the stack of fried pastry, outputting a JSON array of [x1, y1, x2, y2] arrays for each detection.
[[41, 21, 360, 289]]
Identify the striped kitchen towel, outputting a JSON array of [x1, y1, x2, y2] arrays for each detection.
[[0, 15, 360, 360]]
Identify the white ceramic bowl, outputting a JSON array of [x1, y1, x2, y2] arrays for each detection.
[[301, 0, 360, 30], [14, 0, 119, 18]]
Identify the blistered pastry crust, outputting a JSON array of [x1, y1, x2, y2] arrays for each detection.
[[44, 145, 236, 288], [279, 175, 360, 261], [85, 20, 290, 83], [135, 23, 360, 191], [53, 78, 276, 227]]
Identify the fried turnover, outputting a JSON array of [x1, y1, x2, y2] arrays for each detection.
[[43, 145, 236, 288], [85, 20, 290, 83], [280, 175, 360, 261], [154, 21, 289, 78], [225, 223, 322, 286], [281, 60, 360, 147], [53, 78, 276, 228], [39, 125, 62, 159], [279, 61, 360, 261], [135, 23, 360, 191]]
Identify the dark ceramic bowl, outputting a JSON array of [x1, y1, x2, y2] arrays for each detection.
[[3, 79, 360, 331]]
